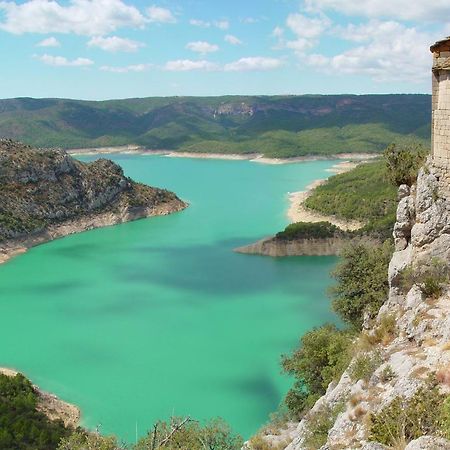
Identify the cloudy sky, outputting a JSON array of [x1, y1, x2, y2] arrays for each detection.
[[0, 0, 449, 99]]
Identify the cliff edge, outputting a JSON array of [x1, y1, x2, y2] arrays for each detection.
[[0, 139, 187, 262], [250, 159, 450, 449]]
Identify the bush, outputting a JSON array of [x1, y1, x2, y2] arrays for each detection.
[[57, 432, 122, 450], [303, 401, 345, 450], [384, 142, 428, 187], [349, 352, 382, 382], [399, 258, 450, 299], [369, 379, 446, 447], [331, 241, 393, 329], [134, 417, 243, 450], [281, 325, 352, 418], [379, 365, 396, 383]]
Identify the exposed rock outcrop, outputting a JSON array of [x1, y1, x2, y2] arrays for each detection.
[[0, 139, 187, 262], [252, 159, 450, 449]]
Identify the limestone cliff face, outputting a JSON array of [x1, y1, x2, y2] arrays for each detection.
[[0, 139, 187, 260], [254, 160, 450, 450]]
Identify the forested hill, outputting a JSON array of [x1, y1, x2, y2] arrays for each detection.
[[0, 94, 430, 157]]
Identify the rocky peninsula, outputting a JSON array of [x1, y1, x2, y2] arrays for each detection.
[[0, 139, 187, 263]]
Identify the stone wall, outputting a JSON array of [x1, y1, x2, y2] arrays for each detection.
[[432, 45, 450, 168]]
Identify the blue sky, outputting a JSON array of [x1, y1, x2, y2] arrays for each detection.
[[0, 0, 449, 100]]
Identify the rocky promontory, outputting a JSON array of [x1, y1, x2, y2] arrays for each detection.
[[0, 139, 187, 262]]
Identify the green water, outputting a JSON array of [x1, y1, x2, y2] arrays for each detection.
[[0, 155, 338, 441]]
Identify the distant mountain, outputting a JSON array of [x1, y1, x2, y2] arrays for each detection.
[[0, 95, 431, 157]]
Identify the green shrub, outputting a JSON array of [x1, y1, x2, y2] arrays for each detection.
[[384, 142, 428, 187], [57, 432, 122, 450], [331, 241, 393, 329], [399, 258, 449, 299], [134, 417, 243, 450], [303, 401, 345, 450], [349, 352, 383, 382], [281, 325, 353, 418], [369, 380, 446, 446], [379, 365, 396, 383]]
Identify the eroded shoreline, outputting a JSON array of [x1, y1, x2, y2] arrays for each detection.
[[68, 146, 378, 165], [0, 200, 187, 266]]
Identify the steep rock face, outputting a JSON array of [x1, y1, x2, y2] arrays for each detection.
[[257, 160, 450, 450], [0, 139, 187, 258]]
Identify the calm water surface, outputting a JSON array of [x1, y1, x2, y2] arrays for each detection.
[[0, 155, 338, 441]]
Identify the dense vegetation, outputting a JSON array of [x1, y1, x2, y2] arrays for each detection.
[[384, 142, 428, 186], [0, 374, 71, 450], [57, 417, 242, 450], [280, 239, 392, 419], [0, 95, 430, 156], [369, 378, 450, 446], [275, 221, 340, 240], [281, 325, 353, 419], [331, 241, 392, 329], [304, 160, 398, 238]]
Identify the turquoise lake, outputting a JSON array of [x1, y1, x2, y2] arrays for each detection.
[[0, 155, 339, 442]]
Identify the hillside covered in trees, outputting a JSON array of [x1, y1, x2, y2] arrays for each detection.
[[0, 95, 430, 157]]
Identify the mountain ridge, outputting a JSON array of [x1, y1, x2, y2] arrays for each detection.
[[0, 94, 431, 157]]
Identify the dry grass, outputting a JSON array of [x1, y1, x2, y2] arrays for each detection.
[[423, 337, 438, 347], [349, 393, 364, 407], [437, 365, 450, 387], [411, 366, 429, 379], [349, 404, 368, 422], [248, 433, 293, 450]]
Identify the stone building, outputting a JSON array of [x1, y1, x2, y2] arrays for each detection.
[[431, 37, 450, 167]]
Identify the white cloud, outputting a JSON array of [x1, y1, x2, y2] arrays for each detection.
[[272, 26, 284, 38], [189, 19, 210, 28], [189, 18, 229, 30], [0, 0, 146, 35], [164, 59, 219, 71], [225, 34, 242, 45], [186, 41, 219, 54], [273, 13, 330, 55], [304, 0, 450, 22], [214, 20, 229, 30], [88, 35, 144, 52], [36, 36, 60, 47], [286, 38, 315, 53], [36, 53, 94, 66], [306, 20, 431, 82], [286, 13, 330, 39], [100, 63, 151, 73], [224, 57, 284, 72], [241, 17, 259, 24], [147, 5, 176, 23]]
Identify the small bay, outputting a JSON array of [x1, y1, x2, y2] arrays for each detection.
[[0, 155, 339, 441]]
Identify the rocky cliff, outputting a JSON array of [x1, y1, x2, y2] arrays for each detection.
[[251, 159, 450, 449], [0, 139, 187, 262]]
